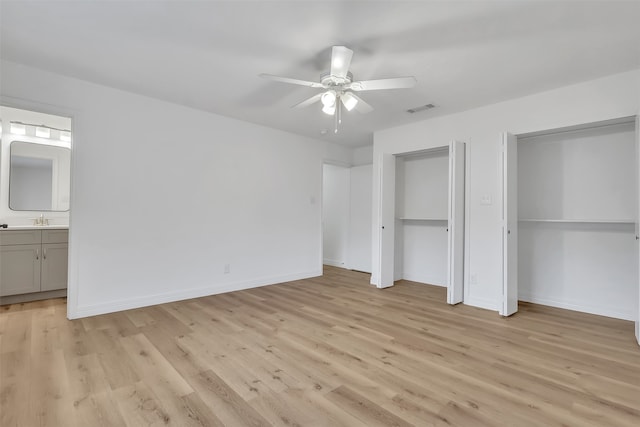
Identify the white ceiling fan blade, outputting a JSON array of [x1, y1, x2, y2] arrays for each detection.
[[260, 73, 324, 88], [348, 76, 417, 91], [291, 93, 323, 109], [349, 93, 374, 114], [330, 46, 353, 79]]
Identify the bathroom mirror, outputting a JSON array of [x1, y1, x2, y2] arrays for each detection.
[[9, 141, 70, 211]]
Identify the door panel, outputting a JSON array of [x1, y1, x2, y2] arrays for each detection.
[[502, 132, 518, 316], [447, 140, 465, 304], [636, 116, 639, 345], [348, 164, 373, 273], [378, 153, 396, 288]]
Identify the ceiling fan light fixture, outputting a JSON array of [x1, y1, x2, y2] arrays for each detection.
[[321, 90, 337, 108], [341, 92, 358, 111], [322, 103, 336, 115]]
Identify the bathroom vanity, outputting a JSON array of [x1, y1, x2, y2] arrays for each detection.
[[0, 226, 68, 304]]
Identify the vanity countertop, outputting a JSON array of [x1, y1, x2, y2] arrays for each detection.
[[1, 225, 69, 231]]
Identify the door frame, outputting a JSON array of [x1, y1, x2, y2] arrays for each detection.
[[636, 115, 640, 346], [320, 160, 351, 272], [501, 132, 518, 316], [502, 116, 640, 330], [0, 95, 77, 319], [374, 141, 468, 303]]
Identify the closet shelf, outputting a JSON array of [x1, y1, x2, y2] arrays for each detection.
[[518, 219, 635, 224], [398, 217, 448, 221]]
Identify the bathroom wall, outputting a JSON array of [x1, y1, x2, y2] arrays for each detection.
[[0, 106, 71, 226]]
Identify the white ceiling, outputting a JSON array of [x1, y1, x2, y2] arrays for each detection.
[[2, 1, 640, 147]]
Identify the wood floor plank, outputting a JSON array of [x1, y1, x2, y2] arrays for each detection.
[[71, 389, 128, 427], [189, 369, 272, 427], [29, 348, 74, 427], [326, 385, 413, 427], [1, 265, 639, 426], [113, 380, 174, 426], [119, 333, 194, 397]]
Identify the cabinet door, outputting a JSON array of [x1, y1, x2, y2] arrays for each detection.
[[0, 245, 41, 296], [41, 243, 68, 291]]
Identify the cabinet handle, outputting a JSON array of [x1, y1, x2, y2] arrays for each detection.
[[36, 249, 39, 260], [43, 248, 47, 260]]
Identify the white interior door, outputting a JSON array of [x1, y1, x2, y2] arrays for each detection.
[[322, 164, 350, 268], [447, 140, 465, 304], [377, 153, 396, 288], [348, 164, 373, 273], [502, 132, 518, 316], [636, 116, 640, 345]]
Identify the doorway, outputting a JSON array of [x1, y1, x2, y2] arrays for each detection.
[[322, 163, 350, 269], [375, 140, 466, 304], [0, 105, 72, 304]]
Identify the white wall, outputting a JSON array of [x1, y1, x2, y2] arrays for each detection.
[[399, 221, 448, 286], [352, 145, 373, 166], [518, 123, 636, 221], [397, 151, 449, 220], [374, 69, 640, 312], [1, 60, 352, 318], [322, 164, 350, 268]]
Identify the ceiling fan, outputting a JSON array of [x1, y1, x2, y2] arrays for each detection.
[[260, 46, 417, 133]]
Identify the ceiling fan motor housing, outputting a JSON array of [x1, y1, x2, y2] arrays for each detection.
[[321, 71, 353, 87]]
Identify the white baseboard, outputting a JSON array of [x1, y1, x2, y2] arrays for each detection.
[[464, 295, 499, 312], [323, 258, 346, 268], [69, 269, 322, 319], [401, 273, 446, 287], [519, 292, 635, 321]]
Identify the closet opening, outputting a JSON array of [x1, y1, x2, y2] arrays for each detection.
[[377, 141, 466, 304], [502, 117, 639, 324]]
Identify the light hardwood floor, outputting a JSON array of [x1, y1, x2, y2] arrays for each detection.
[[1, 265, 639, 426]]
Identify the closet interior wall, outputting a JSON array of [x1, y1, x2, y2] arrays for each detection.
[[517, 120, 638, 320], [395, 149, 449, 286]]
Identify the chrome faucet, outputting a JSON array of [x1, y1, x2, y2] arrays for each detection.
[[32, 214, 49, 226]]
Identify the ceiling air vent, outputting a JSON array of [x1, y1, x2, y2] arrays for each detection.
[[407, 104, 435, 114]]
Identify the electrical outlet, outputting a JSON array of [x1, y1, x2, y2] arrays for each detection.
[[470, 273, 478, 285], [224, 263, 231, 274]]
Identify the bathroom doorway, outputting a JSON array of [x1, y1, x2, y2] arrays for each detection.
[[0, 105, 72, 304]]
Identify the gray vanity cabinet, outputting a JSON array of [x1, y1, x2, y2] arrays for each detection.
[[0, 229, 68, 297], [0, 244, 41, 295]]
